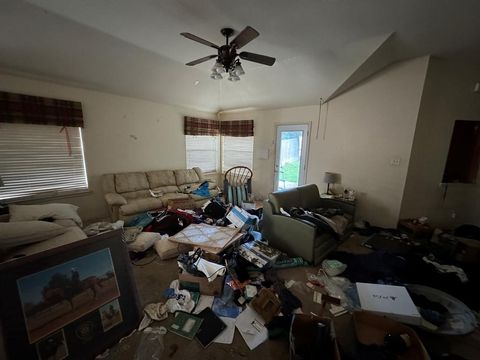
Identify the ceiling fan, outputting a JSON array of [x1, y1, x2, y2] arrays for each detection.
[[181, 26, 276, 81]]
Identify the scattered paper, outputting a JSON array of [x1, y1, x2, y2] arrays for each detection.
[[285, 280, 296, 289], [245, 285, 258, 298], [193, 295, 215, 315], [235, 306, 268, 350], [329, 304, 347, 317], [313, 292, 323, 304], [213, 317, 236, 344]]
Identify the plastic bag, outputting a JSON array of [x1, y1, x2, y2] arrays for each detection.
[[134, 327, 167, 360]]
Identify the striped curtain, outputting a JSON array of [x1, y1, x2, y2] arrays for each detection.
[[0, 91, 84, 128]]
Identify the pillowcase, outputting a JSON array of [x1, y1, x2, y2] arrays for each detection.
[[9, 203, 83, 227], [127, 232, 162, 253], [0, 221, 69, 249]]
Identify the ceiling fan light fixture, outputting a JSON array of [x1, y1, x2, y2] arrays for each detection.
[[228, 74, 240, 82], [182, 26, 275, 82], [234, 63, 245, 76]]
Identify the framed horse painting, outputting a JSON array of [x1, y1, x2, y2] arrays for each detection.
[[0, 229, 141, 360]]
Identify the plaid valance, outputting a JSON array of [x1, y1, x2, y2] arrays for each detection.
[[0, 91, 84, 128], [184, 116, 220, 136], [184, 117, 254, 137], [220, 120, 254, 137]]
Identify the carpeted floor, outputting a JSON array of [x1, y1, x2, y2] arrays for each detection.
[[104, 234, 480, 360]]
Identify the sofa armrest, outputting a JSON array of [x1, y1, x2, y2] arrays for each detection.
[[104, 193, 127, 206], [262, 200, 318, 263]]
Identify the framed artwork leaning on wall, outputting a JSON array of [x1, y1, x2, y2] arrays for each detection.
[[0, 229, 141, 360]]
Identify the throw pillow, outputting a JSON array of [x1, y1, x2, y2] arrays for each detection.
[[0, 221, 69, 249], [127, 232, 162, 253], [154, 235, 192, 260], [9, 203, 83, 227]]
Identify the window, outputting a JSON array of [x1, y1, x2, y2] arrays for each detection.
[[0, 123, 88, 201], [185, 135, 219, 173], [222, 136, 254, 172]]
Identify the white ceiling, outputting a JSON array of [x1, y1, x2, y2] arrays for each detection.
[[1, 0, 480, 112]]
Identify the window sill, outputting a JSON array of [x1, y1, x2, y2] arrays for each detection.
[[2, 188, 92, 204]]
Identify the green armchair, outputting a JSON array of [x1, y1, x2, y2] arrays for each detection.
[[262, 184, 355, 265]]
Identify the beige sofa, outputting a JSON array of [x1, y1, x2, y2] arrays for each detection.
[[102, 167, 219, 221]]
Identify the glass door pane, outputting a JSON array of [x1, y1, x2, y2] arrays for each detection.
[[274, 124, 309, 191]]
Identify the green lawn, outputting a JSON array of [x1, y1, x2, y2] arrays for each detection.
[[279, 161, 300, 183]]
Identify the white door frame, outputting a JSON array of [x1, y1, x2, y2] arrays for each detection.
[[274, 124, 310, 191]]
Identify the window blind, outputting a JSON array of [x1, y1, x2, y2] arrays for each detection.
[[185, 135, 219, 173], [222, 136, 254, 172], [0, 123, 88, 201]]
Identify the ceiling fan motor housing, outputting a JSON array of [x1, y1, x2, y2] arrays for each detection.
[[218, 45, 238, 72]]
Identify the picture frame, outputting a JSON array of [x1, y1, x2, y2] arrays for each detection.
[[0, 229, 141, 360]]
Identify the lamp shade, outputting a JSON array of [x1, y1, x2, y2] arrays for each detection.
[[323, 172, 341, 184]]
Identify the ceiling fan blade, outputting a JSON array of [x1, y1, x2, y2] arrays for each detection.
[[231, 26, 259, 49], [239, 51, 276, 66], [180, 32, 219, 49], [185, 55, 217, 66]]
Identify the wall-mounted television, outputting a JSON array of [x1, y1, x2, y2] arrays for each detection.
[[442, 120, 480, 184]]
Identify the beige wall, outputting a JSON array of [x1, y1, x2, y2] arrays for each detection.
[[400, 58, 480, 227], [221, 57, 430, 228], [0, 73, 215, 222]]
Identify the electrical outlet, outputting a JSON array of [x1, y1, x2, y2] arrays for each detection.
[[451, 211, 456, 219], [390, 157, 401, 166]]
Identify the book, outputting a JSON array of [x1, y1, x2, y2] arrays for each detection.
[[238, 241, 281, 268], [195, 307, 227, 348], [168, 311, 203, 340]]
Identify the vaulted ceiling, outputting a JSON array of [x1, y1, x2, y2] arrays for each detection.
[[1, 0, 480, 112]]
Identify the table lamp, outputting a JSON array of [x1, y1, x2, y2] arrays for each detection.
[[323, 172, 341, 195]]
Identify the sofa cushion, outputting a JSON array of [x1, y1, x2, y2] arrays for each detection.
[[151, 185, 181, 194], [268, 188, 301, 213], [122, 190, 150, 200], [174, 169, 200, 186], [160, 193, 190, 206], [0, 221, 69, 249], [298, 184, 322, 209], [115, 172, 149, 193], [119, 197, 164, 216], [147, 170, 177, 188]]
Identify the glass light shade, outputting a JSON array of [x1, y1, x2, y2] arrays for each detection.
[[234, 63, 245, 76], [215, 73, 223, 80], [228, 74, 240, 82]]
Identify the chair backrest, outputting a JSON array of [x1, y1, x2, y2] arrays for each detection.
[[224, 166, 253, 206]]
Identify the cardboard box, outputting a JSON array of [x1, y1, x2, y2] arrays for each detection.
[[353, 311, 430, 360], [455, 236, 480, 263], [290, 314, 341, 360], [356, 282, 422, 325], [179, 270, 224, 296]]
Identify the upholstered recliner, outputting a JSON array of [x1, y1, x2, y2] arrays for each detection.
[[102, 167, 218, 221], [262, 184, 355, 265]]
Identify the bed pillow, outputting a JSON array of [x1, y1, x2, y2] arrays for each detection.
[[127, 232, 162, 253], [154, 235, 192, 260], [9, 203, 83, 227], [0, 221, 69, 249]]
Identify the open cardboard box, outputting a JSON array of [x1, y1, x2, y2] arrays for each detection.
[[353, 311, 430, 360], [290, 314, 341, 360], [179, 270, 224, 296]]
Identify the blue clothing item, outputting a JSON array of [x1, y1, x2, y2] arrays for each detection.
[[192, 181, 210, 197], [126, 212, 154, 228]]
